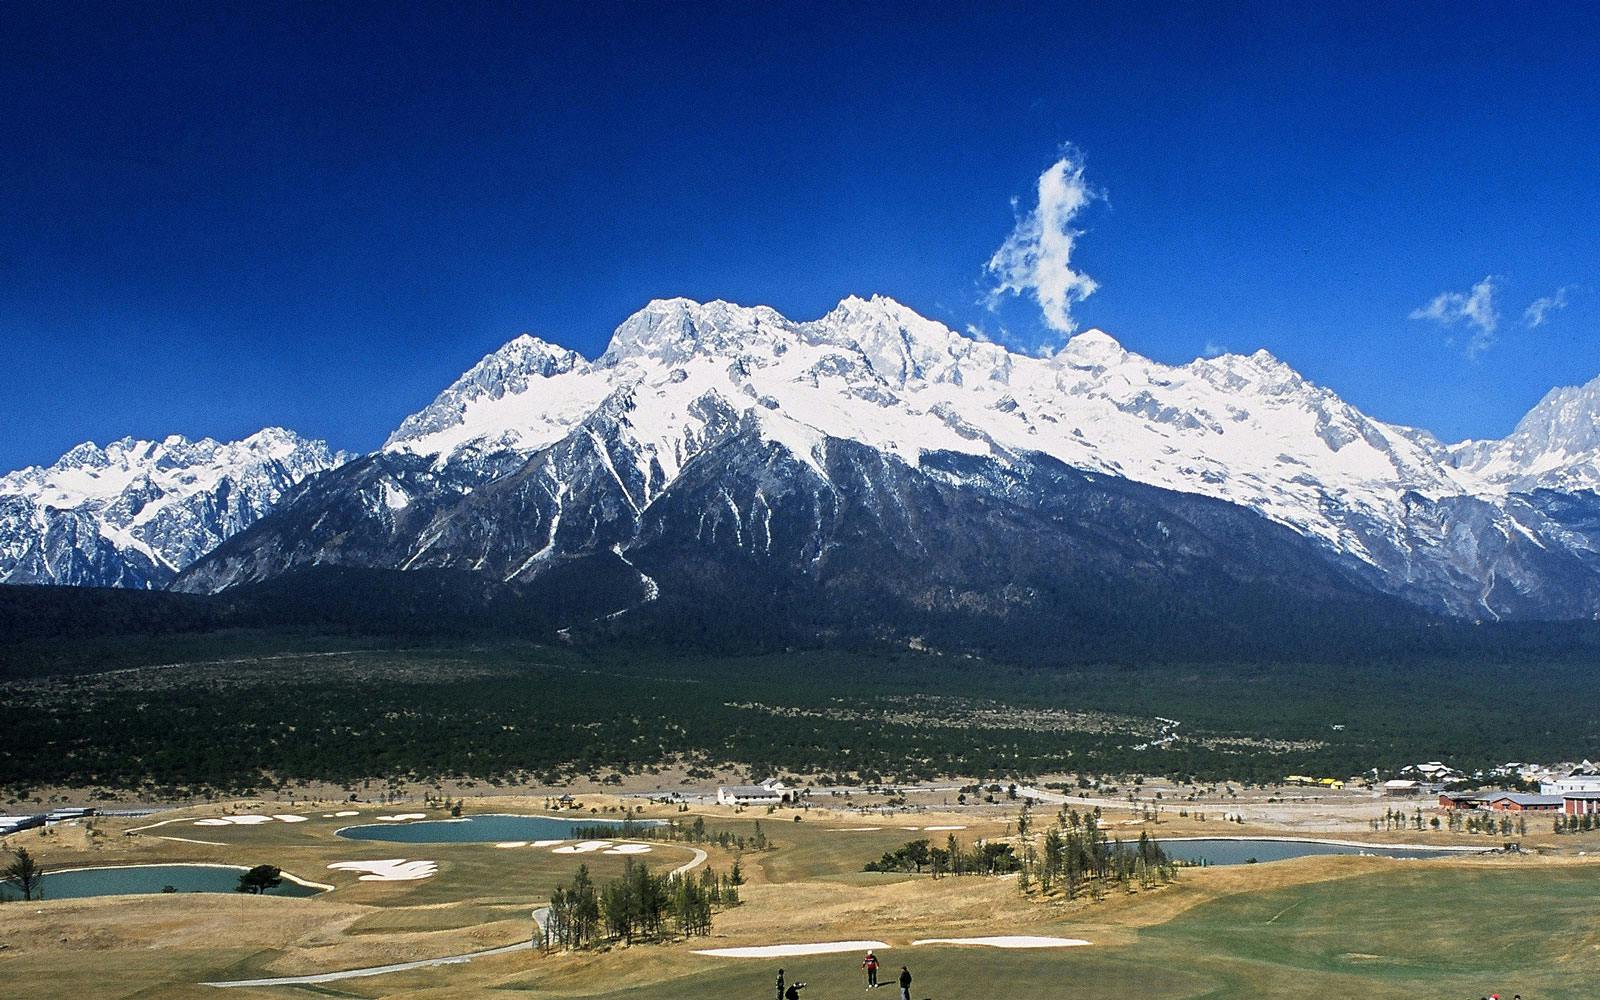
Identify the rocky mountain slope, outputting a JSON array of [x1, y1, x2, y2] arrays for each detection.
[[173, 296, 1600, 624]]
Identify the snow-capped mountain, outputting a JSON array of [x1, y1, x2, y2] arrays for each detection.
[[1, 429, 343, 588], [1450, 373, 1600, 493], [174, 296, 1600, 623]]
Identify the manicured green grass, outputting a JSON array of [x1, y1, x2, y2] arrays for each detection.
[[523, 865, 1599, 999], [1136, 864, 1599, 998]]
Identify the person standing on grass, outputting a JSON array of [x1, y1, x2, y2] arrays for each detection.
[[862, 950, 880, 989], [898, 965, 912, 1000], [776, 968, 785, 1000]]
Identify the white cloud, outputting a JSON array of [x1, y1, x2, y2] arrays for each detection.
[[1409, 276, 1499, 358], [1523, 285, 1573, 328], [985, 146, 1099, 344], [1202, 340, 1229, 358]]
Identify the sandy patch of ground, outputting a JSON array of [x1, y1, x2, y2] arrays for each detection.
[[376, 813, 427, 821], [327, 860, 438, 881], [913, 935, 1090, 948], [692, 940, 890, 958], [551, 840, 614, 854]]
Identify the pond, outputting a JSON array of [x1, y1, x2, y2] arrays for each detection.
[[1158, 838, 1463, 866], [336, 813, 664, 844], [0, 864, 327, 901]]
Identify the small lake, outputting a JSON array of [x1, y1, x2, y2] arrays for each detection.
[[336, 813, 663, 844], [1159, 838, 1461, 866], [0, 864, 326, 901]]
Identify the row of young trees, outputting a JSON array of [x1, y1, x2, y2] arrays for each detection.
[[541, 860, 741, 950], [1418, 809, 1531, 836], [1555, 812, 1598, 834]]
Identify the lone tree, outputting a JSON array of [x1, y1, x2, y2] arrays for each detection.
[[3, 847, 45, 901], [236, 865, 283, 895]]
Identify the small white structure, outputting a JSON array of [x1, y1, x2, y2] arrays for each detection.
[[717, 785, 784, 806], [1382, 779, 1422, 797], [1403, 762, 1463, 782]]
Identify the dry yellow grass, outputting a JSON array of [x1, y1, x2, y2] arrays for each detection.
[[4, 795, 1598, 1000]]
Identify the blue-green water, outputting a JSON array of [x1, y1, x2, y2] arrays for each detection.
[[1160, 838, 1459, 866], [0, 864, 325, 900], [336, 813, 663, 844]]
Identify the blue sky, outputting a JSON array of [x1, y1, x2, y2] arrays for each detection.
[[4, 2, 1599, 470]]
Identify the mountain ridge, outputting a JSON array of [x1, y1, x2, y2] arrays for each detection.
[[13, 294, 1600, 630], [0, 428, 343, 588], [174, 295, 1600, 625]]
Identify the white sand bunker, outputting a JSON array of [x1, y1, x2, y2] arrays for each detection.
[[376, 813, 427, 821], [273, 814, 308, 823], [912, 936, 1089, 949], [694, 940, 890, 959], [334, 810, 360, 817], [924, 825, 967, 831], [194, 815, 274, 826], [531, 839, 563, 847], [829, 827, 883, 832], [495, 841, 528, 848], [328, 859, 438, 881], [551, 840, 615, 854], [604, 843, 652, 855]]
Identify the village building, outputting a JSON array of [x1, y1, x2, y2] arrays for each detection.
[[716, 785, 786, 806], [1438, 791, 1483, 810], [1382, 779, 1422, 797], [1563, 791, 1600, 816], [1481, 792, 1563, 812], [1541, 774, 1600, 796]]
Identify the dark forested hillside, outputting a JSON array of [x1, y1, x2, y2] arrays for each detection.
[[3, 636, 1600, 798]]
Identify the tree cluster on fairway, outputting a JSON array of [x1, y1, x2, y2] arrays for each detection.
[[1017, 806, 1177, 898], [866, 835, 1021, 876], [578, 816, 772, 853], [542, 860, 739, 950]]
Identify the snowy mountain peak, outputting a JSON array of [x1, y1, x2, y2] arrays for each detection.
[[601, 298, 793, 366], [806, 294, 1005, 386], [1055, 328, 1127, 369], [1450, 372, 1600, 492], [385, 334, 586, 452], [1509, 374, 1600, 452], [1, 428, 342, 588]]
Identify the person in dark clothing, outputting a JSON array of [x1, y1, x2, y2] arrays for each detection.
[[776, 969, 785, 1000], [785, 982, 806, 1000], [898, 965, 912, 1000]]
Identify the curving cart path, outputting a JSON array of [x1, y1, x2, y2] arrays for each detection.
[[202, 845, 708, 988]]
